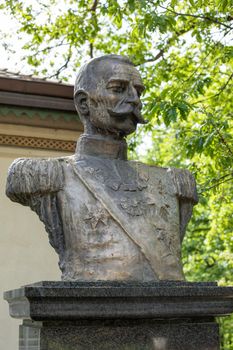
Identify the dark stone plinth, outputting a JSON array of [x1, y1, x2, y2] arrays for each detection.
[[19, 319, 219, 350], [4, 281, 233, 350]]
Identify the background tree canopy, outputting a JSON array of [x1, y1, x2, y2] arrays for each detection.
[[0, 0, 233, 348]]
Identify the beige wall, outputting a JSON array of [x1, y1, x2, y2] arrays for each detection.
[[0, 146, 73, 350]]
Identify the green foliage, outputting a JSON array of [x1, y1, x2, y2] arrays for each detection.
[[1, 0, 232, 347]]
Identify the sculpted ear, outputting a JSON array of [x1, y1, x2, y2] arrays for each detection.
[[74, 90, 89, 116]]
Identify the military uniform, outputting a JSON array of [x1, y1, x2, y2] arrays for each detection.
[[6, 136, 198, 281]]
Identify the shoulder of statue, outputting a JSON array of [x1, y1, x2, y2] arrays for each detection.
[[6, 156, 65, 205], [168, 167, 198, 204]]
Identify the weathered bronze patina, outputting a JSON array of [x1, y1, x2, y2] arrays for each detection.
[[6, 55, 198, 281]]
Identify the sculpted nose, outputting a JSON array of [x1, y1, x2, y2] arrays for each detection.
[[127, 83, 141, 106]]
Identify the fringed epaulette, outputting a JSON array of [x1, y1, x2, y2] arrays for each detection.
[[169, 168, 198, 204], [6, 157, 64, 206]]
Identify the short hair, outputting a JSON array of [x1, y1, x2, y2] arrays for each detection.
[[74, 54, 134, 96]]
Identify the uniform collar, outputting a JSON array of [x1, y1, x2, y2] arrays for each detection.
[[75, 134, 128, 160]]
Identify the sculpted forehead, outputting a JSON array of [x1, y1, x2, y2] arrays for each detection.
[[74, 56, 145, 95], [96, 60, 143, 87]]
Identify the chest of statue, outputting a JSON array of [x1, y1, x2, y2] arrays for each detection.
[[71, 157, 179, 224], [59, 157, 180, 255], [55, 156, 182, 280]]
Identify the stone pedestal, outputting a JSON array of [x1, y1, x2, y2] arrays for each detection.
[[4, 281, 233, 350]]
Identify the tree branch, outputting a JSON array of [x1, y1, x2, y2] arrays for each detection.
[[217, 72, 233, 96], [46, 52, 71, 79], [90, 42, 94, 58], [138, 50, 164, 65], [211, 119, 233, 157], [202, 172, 233, 186], [184, 51, 211, 82], [200, 176, 233, 193], [184, 28, 231, 83], [32, 40, 68, 55], [137, 23, 196, 66], [193, 72, 233, 104], [88, 0, 99, 58], [90, 0, 98, 12], [159, 5, 233, 30]]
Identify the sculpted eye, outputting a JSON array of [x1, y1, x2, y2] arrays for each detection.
[[136, 90, 141, 97], [107, 81, 126, 94], [112, 86, 125, 93]]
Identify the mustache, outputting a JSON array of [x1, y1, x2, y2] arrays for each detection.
[[107, 101, 148, 125]]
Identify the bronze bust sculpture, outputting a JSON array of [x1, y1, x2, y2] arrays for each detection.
[[6, 55, 198, 281]]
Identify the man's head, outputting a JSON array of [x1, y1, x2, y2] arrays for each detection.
[[74, 54, 147, 139]]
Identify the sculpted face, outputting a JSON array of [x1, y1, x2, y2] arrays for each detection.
[[75, 57, 146, 138]]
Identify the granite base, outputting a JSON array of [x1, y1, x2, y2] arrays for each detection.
[[19, 319, 219, 350], [4, 281, 233, 350]]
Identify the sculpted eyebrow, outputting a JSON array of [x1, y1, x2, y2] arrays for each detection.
[[107, 79, 145, 91], [107, 78, 128, 85]]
